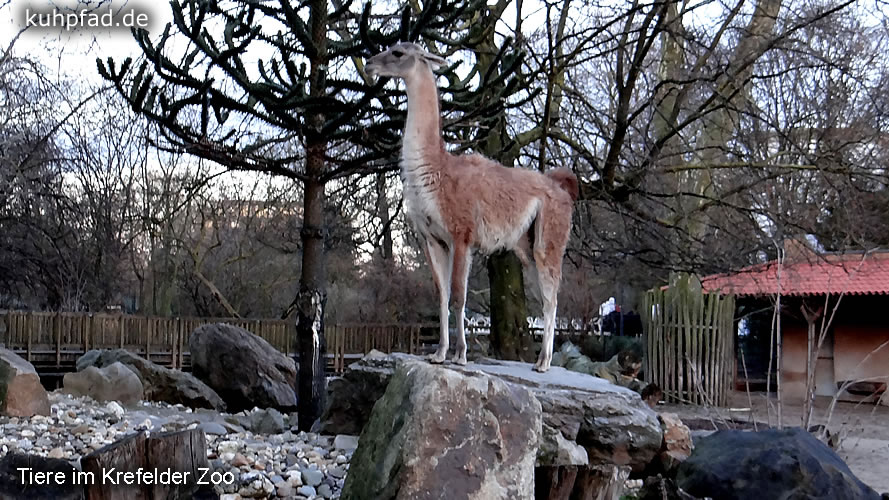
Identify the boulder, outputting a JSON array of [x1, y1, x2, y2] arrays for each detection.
[[654, 412, 693, 473], [189, 323, 297, 412], [538, 423, 588, 466], [316, 349, 398, 435], [76, 349, 225, 410], [63, 361, 144, 405], [0, 453, 83, 500], [341, 359, 542, 500], [676, 427, 882, 500], [0, 348, 50, 417], [246, 408, 287, 435], [319, 352, 662, 470]]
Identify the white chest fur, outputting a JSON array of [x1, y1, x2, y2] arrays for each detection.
[[400, 155, 448, 244]]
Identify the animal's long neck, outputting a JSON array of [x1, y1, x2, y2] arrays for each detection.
[[402, 67, 445, 171]]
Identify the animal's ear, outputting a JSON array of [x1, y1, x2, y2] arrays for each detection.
[[422, 53, 448, 70]]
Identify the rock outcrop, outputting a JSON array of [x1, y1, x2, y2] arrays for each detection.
[[677, 427, 882, 500], [317, 349, 395, 436], [341, 359, 542, 500], [320, 352, 663, 471], [63, 361, 144, 405], [77, 349, 225, 410], [0, 348, 50, 417], [653, 412, 693, 473], [189, 323, 297, 412]]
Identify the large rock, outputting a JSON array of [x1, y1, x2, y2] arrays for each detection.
[[0, 348, 50, 417], [317, 349, 398, 435], [189, 323, 297, 411], [677, 427, 882, 500], [77, 349, 225, 410], [319, 352, 662, 470], [341, 359, 542, 500], [63, 361, 144, 405], [653, 412, 693, 473]]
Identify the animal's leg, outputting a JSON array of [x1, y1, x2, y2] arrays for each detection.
[[531, 203, 572, 372], [449, 242, 472, 365], [513, 232, 533, 268], [533, 265, 560, 372], [424, 239, 452, 364]]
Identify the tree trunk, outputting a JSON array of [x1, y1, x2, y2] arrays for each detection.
[[375, 171, 393, 261], [295, 0, 328, 432], [488, 251, 534, 361], [296, 163, 327, 431]]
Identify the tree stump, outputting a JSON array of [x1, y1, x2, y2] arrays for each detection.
[[82, 432, 149, 500], [146, 429, 209, 500], [82, 429, 208, 500], [535, 465, 630, 500]]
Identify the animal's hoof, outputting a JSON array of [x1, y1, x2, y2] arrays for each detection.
[[451, 355, 467, 366], [428, 353, 446, 364], [533, 360, 550, 373]]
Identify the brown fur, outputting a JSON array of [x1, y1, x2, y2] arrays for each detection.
[[366, 43, 577, 370], [546, 168, 580, 202]]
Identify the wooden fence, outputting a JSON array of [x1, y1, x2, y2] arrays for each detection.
[[0, 311, 603, 377], [643, 276, 736, 406], [327, 324, 426, 373], [0, 311, 294, 373]]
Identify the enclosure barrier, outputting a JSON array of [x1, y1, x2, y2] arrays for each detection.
[[0, 311, 604, 376], [643, 276, 736, 406]]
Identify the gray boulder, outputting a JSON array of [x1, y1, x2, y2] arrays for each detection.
[[189, 323, 297, 411], [76, 349, 225, 410], [677, 427, 881, 500], [63, 361, 144, 405], [341, 359, 542, 500], [319, 352, 662, 470], [316, 349, 395, 435], [0, 348, 50, 417], [245, 408, 287, 434]]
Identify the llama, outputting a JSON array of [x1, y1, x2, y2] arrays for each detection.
[[365, 43, 578, 372]]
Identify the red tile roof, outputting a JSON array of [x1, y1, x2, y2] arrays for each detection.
[[700, 251, 889, 296]]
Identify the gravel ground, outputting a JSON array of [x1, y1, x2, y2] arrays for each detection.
[[0, 391, 355, 499]]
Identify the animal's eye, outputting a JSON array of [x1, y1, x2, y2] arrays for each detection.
[[392, 50, 404, 58]]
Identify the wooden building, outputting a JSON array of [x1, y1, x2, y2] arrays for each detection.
[[700, 242, 889, 404]]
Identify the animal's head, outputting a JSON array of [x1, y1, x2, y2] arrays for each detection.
[[617, 349, 642, 377], [365, 42, 447, 80]]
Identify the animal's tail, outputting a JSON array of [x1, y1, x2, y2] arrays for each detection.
[[546, 168, 579, 201]]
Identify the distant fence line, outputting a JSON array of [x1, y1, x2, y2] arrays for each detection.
[[0, 310, 603, 375], [0, 311, 294, 372]]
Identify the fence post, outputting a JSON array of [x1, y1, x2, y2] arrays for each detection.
[[146, 318, 152, 362], [26, 312, 32, 362], [55, 313, 61, 369], [83, 314, 91, 354]]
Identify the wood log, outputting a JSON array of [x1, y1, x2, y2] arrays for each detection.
[[82, 432, 149, 500], [535, 465, 630, 500], [536, 466, 578, 500], [146, 429, 209, 500], [82, 429, 209, 500]]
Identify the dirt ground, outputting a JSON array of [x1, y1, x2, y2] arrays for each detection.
[[659, 391, 889, 494]]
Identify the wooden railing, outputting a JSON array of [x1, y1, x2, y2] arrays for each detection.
[[0, 311, 294, 373], [0, 311, 599, 376], [327, 324, 427, 373]]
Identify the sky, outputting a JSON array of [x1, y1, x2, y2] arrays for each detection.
[[1, 1, 171, 81], [1, 0, 553, 83]]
